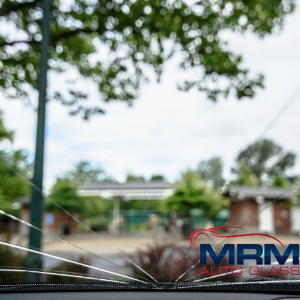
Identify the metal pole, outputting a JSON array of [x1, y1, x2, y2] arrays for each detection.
[[113, 198, 120, 234], [24, 0, 51, 282]]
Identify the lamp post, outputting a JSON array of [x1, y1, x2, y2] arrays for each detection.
[[24, 0, 51, 282]]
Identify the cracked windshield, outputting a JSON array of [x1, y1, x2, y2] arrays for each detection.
[[1, 0, 300, 286]]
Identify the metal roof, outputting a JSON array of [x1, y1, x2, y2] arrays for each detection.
[[82, 181, 174, 190], [77, 181, 174, 200], [223, 186, 297, 201]]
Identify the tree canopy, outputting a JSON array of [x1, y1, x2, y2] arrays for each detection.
[[126, 172, 145, 181], [64, 160, 114, 186], [231, 138, 297, 186], [45, 176, 116, 215], [150, 174, 165, 181], [164, 169, 226, 217], [198, 156, 225, 188], [45, 177, 87, 213], [0, 111, 31, 216], [45, 160, 114, 213], [0, 0, 295, 119]]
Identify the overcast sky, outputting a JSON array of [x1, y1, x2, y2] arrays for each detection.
[[1, 4, 300, 191]]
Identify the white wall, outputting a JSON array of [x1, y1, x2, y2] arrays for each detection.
[[291, 206, 300, 234], [258, 202, 275, 234]]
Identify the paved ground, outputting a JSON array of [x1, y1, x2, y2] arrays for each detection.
[[11, 231, 300, 256], [44, 232, 300, 253], [42, 232, 170, 255], [8, 232, 300, 281]]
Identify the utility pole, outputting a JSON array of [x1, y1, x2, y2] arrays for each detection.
[[24, 0, 51, 282]]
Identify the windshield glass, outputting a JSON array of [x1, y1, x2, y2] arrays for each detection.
[[0, 0, 300, 287]]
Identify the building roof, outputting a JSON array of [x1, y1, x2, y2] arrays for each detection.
[[82, 181, 174, 190], [77, 181, 174, 200], [223, 186, 297, 201]]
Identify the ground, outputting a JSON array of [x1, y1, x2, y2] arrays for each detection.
[[8, 232, 300, 281]]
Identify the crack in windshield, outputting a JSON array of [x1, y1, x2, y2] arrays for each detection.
[[1, 151, 299, 284], [1, 3, 300, 284]]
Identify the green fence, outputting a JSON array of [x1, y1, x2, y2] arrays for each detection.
[[81, 209, 229, 233], [190, 208, 230, 231]]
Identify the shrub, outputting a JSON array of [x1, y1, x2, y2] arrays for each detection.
[[0, 245, 24, 283], [45, 255, 92, 282], [125, 242, 236, 282]]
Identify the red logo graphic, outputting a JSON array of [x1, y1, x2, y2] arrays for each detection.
[[190, 226, 284, 248]]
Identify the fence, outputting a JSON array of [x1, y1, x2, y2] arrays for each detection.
[[81, 209, 230, 234]]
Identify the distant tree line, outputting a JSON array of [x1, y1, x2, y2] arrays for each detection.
[[165, 138, 298, 219], [0, 109, 299, 220], [197, 139, 297, 189]]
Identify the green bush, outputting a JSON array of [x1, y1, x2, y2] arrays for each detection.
[[0, 245, 24, 283]]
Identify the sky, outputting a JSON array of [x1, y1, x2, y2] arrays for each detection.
[[1, 4, 300, 191]]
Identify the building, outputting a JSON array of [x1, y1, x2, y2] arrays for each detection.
[[18, 183, 298, 236], [15, 195, 77, 236], [223, 186, 299, 235], [77, 181, 174, 233]]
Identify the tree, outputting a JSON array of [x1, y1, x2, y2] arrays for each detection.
[[126, 173, 145, 182], [64, 160, 114, 187], [45, 160, 114, 214], [0, 111, 31, 216], [232, 138, 297, 186], [150, 174, 165, 181], [45, 178, 91, 214], [164, 169, 225, 217], [0, 111, 31, 242], [0, 0, 295, 119], [0, 111, 13, 141], [271, 174, 290, 188], [198, 156, 225, 188], [230, 161, 260, 186]]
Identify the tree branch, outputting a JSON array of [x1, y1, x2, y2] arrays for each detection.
[[0, 28, 103, 48], [0, 0, 42, 18], [52, 28, 104, 43], [0, 39, 39, 47]]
